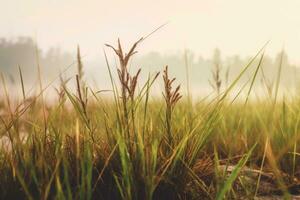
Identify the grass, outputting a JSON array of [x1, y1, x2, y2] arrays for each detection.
[[0, 38, 300, 200]]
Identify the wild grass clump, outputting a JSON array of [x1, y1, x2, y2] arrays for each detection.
[[0, 37, 300, 200]]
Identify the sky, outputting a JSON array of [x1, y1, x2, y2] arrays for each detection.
[[2, 0, 300, 63]]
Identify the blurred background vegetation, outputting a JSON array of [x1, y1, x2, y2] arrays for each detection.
[[0, 36, 299, 98]]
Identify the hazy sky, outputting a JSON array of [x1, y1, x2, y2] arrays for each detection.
[[2, 0, 300, 63]]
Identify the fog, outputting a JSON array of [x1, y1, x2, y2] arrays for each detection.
[[2, 0, 300, 62], [2, 0, 300, 98], [0, 37, 299, 100]]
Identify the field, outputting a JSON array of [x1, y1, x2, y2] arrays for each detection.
[[1, 38, 300, 200]]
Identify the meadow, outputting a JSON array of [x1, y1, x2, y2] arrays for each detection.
[[0, 37, 300, 200]]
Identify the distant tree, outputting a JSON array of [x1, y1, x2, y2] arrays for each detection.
[[0, 37, 73, 82]]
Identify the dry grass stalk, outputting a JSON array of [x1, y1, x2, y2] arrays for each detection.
[[105, 38, 143, 141], [163, 65, 182, 146], [209, 49, 222, 95]]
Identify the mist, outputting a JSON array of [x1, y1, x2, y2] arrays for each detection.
[[0, 36, 299, 100]]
